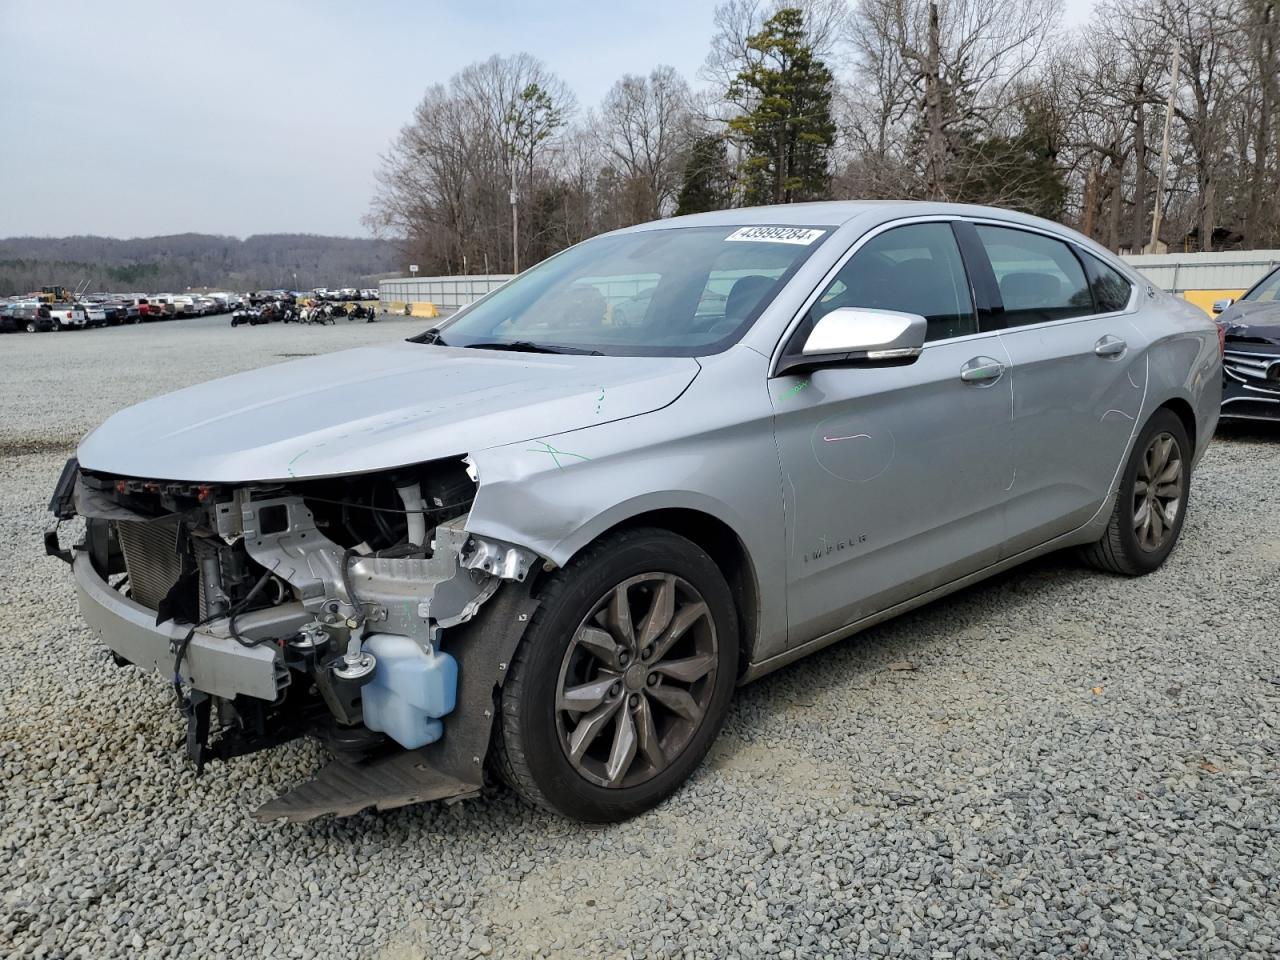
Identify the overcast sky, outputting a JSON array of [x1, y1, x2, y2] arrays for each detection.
[[0, 0, 1098, 239]]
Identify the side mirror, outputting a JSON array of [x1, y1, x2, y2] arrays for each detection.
[[779, 307, 927, 374], [1211, 298, 1234, 315]]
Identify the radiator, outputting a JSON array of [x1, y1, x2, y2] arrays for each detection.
[[116, 518, 183, 611]]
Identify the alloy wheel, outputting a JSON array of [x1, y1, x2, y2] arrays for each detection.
[[1133, 431, 1183, 552], [555, 573, 718, 789]]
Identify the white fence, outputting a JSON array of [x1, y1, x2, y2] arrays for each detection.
[[380, 275, 513, 310], [1121, 251, 1280, 294]]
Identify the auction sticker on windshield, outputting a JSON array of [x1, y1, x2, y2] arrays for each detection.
[[725, 226, 826, 245]]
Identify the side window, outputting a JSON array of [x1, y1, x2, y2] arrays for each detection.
[[1082, 252, 1133, 313], [807, 223, 976, 343], [975, 225, 1093, 327]]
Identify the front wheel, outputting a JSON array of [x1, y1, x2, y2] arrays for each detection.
[[50, 319, 62, 332], [1082, 408, 1191, 576], [494, 528, 738, 822]]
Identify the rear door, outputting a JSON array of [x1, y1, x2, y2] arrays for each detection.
[[964, 222, 1145, 552]]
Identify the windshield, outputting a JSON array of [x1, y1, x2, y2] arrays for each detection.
[[1242, 267, 1280, 303], [428, 224, 830, 357]]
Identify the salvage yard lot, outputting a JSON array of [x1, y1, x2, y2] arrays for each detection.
[[2, 317, 1278, 959]]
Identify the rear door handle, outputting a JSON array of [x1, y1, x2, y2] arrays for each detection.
[[1094, 335, 1127, 358], [960, 356, 1005, 384]]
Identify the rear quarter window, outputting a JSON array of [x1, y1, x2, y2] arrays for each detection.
[[1082, 253, 1133, 312]]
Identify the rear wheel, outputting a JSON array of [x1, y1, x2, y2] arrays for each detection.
[[494, 528, 738, 821], [1082, 408, 1191, 576], [50, 319, 62, 332], [25, 320, 36, 333]]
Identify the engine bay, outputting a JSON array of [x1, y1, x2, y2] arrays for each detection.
[[55, 456, 540, 781]]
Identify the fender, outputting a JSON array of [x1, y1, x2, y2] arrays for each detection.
[[464, 346, 791, 663]]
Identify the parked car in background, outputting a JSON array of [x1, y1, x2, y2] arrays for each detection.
[[1213, 265, 1280, 422], [145, 296, 175, 318], [13, 302, 54, 332], [99, 302, 130, 325], [50, 202, 1221, 824], [0, 303, 18, 332], [207, 292, 238, 313], [45, 302, 92, 330], [81, 302, 107, 327]]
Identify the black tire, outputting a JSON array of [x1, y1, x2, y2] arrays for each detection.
[[1082, 408, 1191, 576], [25, 321, 36, 334], [494, 527, 738, 822], [50, 319, 62, 332]]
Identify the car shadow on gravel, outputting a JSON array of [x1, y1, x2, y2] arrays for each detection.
[[1213, 420, 1280, 443], [273, 549, 1102, 844], [741, 548, 1090, 685]]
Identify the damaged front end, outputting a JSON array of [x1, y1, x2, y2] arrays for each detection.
[[47, 456, 541, 821]]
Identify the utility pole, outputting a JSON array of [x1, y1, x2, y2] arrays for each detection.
[[510, 159, 519, 275], [925, 1, 945, 200], [1082, 168, 1097, 239], [1149, 40, 1181, 254]]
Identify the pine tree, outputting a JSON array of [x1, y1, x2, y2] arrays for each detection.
[[674, 135, 733, 215], [726, 8, 836, 205]]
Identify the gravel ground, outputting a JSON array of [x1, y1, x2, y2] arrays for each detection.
[[2, 315, 1278, 959]]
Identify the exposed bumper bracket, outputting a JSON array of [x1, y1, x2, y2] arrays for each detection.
[[45, 523, 73, 565]]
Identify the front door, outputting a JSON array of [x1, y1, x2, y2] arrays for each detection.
[[771, 221, 1015, 645]]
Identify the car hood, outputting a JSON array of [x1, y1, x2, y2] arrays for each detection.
[[1220, 301, 1280, 344], [77, 342, 699, 482]]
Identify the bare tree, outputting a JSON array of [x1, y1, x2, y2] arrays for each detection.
[[364, 3, 1280, 273], [367, 54, 575, 274], [1123, 0, 1244, 251], [598, 66, 694, 221], [1241, 0, 1279, 245], [843, 0, 1062, 205]]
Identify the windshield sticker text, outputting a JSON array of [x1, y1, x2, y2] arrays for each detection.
[[725, 226, 826, 245]]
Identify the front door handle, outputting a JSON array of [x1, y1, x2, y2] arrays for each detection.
[[1094, 335, 1127, 358], [960, 356, 1006, 384]]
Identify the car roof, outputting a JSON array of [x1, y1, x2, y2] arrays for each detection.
[[615, 199, 1128, 275], [626, 200, 1076, 232]]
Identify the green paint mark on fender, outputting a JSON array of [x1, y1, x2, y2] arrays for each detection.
[[781, 380, 810, 399], [526, 440, 592, 469]]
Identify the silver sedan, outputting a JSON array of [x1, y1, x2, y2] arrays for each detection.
[[53, 202, 1221, 822]]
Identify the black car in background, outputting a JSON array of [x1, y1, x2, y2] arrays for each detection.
[[7, 303, 55, 333], [1215, 266, 1280, 422]]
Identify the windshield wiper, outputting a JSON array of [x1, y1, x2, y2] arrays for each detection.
[[464, 340, 602, 356], [409, 327, 449, 346]]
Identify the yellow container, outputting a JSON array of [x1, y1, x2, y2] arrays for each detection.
[[404, 301, 439, 318]]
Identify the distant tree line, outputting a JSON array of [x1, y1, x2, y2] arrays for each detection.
[[0, 234, 400, 296], [368, 0, 1279, 274]]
